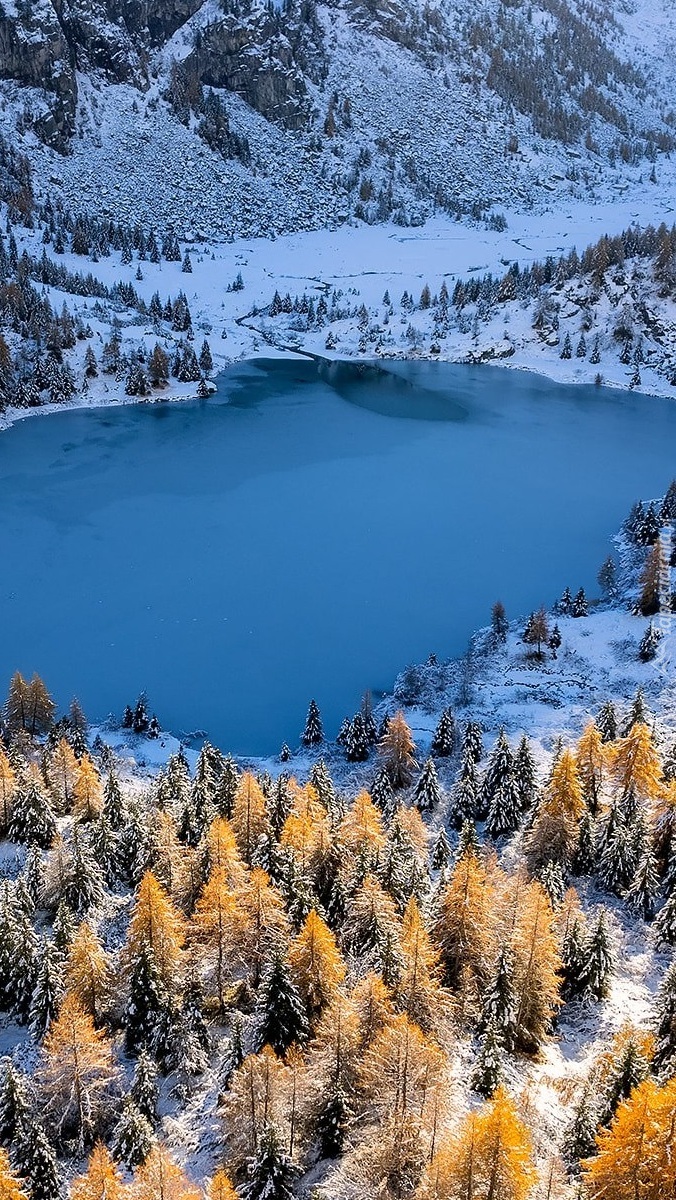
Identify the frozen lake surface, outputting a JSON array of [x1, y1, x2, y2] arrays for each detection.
[[1, 358, 675, 754]]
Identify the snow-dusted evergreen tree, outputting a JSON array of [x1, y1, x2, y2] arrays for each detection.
[[653, 959, 676, 1075], [449, 750, 478, 829], [561, 917, 588, 1001], [371, 765, 395, 817], [582, 912, 614, 1001], [431, 828, 451, 871], [52, 901, 77, 957], [0, 1059, 30, 1145], [626, 846, 660, 919], [513, 736, 537, 812], [345, 714, 369, 763], [563, 1087, 599, 1168], [64, 827, 105, 913], [301, 700, 323, 747], [431, 708, 455, 757], [538, 860, 566, 908], [639, 621, 662, 661], [480, 729, 513, 818], [463, 720, 483, 764], [485, 774, 520, 838], [8, 774, 56, 849], [242, 1124, 298, 1200], [596, 700, 618, 743], [623, 687, 649, 734], [131, 1049, 158, 1124], [471, 1020, 503, 1098], [112, 1098, 154, 1168], [481, 946, 517, 1052], [599, 1036, 649, 1126], [255, 952, 308, 1055], [14, 1118, 60, 1200], [29, 938, 64, 1040], [315, 1089, 350, 1159], [124, 946, 169, 1055], [309, 760, 338, 815], [572, 588, 588, 617], [412, 758, 441, 812], [656, 890, 676, 948]]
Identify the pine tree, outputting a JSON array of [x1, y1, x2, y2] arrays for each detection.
[[655, 890, 676, 948], [241, 1124, 298, 1200], [71, 1141, 125, 1200], [302, 700, 323, 747], [582, 912, 614, 1001], [449, 749, 479, 829], [513, 736, 537, 812], [39, 992, 119, 1144], [431, 828, 451, 871], [486, 774, 521, 839], [199, 340, 214, 375], [0, 1148, 27, 1200], [64, 827, 105, 913], [463, 721, 484, 763], [491, 601, 509, 645], [255, 951, 309, 1055], [131, 1050, 159, 1124], [124, 945, 170, 1055], [13, 1119, 60, 1200], [112, 1098, 154, 1168], [412, 757, 442, 812], [431, 709, 455, 757], [480, 729, 513, 816], [345, 714, 369, 763]]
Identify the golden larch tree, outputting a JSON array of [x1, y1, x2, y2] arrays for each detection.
[[71, 1141, 126, 1200], [379, 711, 418, 788], [231, 771, 268, 862], [359, 1012, 445, 1121], [0, 750, 15, 836], [509, 880, 561, 1053], [237, 866, 289, 987], [397, 896, 448, 1033], [0, 1148, 28, 1200], [423, 1085, 536, 1200], [206, 1170, 238, 1200], [575, 722, 607, 814], [40, 992, 119, 1144], [190, 866, 245, 1011], [130, 1144, 202, 1200], [126, 871, 185, 988], [290, 909, 345, 1022], [339, 791, 386, 866], [73, 756, 104, 823], [46, 738, 79, 814], [222, 1045, 290, 1166], [527, 749, 584, 870], [65, 920, 112, 1022], [611, 722, 663, 804], [583, 1076, 676, 1200], [351, 971, 395, 1050], [432, 850, 495, 996], [206, 816, 247, 889]]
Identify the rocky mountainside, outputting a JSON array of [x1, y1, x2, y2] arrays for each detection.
[[0, 0, 675, 235]]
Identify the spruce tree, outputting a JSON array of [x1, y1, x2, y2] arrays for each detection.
[[124, 946, 169, 1055], [513, 736, 537, 812], [481, 946, 517, 1051], [560, 917, 588, 1001], [102, 771, 125, 829], [242, 1124, 298, 1200], [582, 913, 614, 1002], [463, 721, 484, 763], [29, 938, 64, 1040], [653, 959, 676, 1075], [8, 774, 56, 849], [485, 774, 520, 838], [14, 1119, 60, 1200], [596, 700, 617, 743], [64, 827, 105, 913], [315, 1089, 350, 1159], [345, 714, 369, 763], [431, 708, 455, 757], [0, 1060, 30, 1145], [255, 952, 309, 1055], [626, 847, 660, 919], [412, 758, 442, 812], [563, 1087, 599, 1168], [112, 1098, 154, 1168], [656, 890, 676, 948], [449, 750, 478, 829], [431, 827, 451, 871], [301, 700, 323, 747], [471, 1020, 504, 1098], [480, 730, 513, 818], [599, 1037, 649, 1126], [371, 766, 395, 817]]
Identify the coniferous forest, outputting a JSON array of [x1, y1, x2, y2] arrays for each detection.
[[0, 490, 674, 1199]]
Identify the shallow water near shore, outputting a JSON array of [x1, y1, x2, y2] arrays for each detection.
[[0, 357, 674, 754]]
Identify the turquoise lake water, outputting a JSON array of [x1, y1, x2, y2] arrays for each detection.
[[1, 358, 674, 754]]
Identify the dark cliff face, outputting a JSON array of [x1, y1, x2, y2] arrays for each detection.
[[0, 0, 321, 149]]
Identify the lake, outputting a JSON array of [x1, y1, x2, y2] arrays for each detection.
[[0, 358, 674, 754]]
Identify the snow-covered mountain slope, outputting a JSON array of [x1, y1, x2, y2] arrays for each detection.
[[1, 0, 676, 236]]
